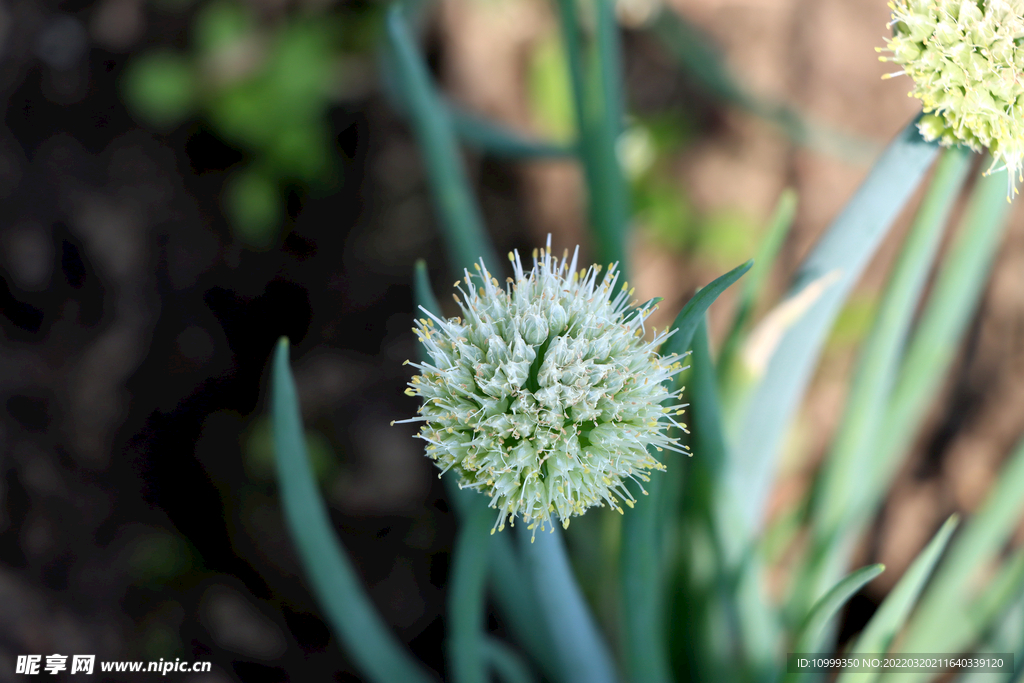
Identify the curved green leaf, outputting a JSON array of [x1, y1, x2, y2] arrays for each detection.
[[660, 259, 753, 358], [272, 338, 435, 683], [792, 564, 886, 658], [837, 516, 959, 683]]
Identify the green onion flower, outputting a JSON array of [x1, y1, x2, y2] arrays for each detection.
[[880, 0, 1024, 196], [397, 239, 689, 534]]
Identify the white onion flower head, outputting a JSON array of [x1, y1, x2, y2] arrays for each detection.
[[397, 239, 689, 535], [879, 0, 1024, 196]]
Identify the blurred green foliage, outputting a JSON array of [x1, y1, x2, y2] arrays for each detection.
[[244, 416, 336, 485], [123, 0, 378, 248], [528, 33, 576, 143], [128, 528, 195, 585], [828, 294, 880, 350], [623, 116, 760, 267]]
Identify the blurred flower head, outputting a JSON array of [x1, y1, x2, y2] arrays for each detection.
[[880, 0, 1024, 195], [398, 238, 689, 534]]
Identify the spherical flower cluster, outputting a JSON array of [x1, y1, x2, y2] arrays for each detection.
[[879, 0, 1024, 195], [398, 240, 689, 534]]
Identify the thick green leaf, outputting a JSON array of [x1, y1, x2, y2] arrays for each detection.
[[272, 338, 434, 683], [836, 516, 959, 683], [590, 0, 628, 269], [447, 502, 492, 683], [669, 322, 781, 682], [487, 534, 562, 683], [813, 147, 972, 541], [384, 7, 498, 273], [519, 526, 620, 683], [619, 264, 751, 683], [728, 117, 939, 533]]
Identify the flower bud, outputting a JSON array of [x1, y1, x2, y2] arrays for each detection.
[[881, 0, 1024, 197], [400, 238, 689, 533], [522, 313, 549, 345]]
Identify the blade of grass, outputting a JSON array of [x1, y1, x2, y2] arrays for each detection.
[[619, 263, 752, 683], [894, 435, 1024, 664], [661, 260, 754, 359], [272, 338, 435, 683], [728, 116, 939, 535], [858, 161, 1012, 527], [717, 189, 798, 390], [413, 261, 561, 683], [519, 525, 620, 683], [449, 105, 576, 159], [789, 563, 886, 661], [836, 516, 959, 683], [385, 6, 498, 273]]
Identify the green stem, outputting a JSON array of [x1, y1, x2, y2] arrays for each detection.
[[385, 6, 499, 273], [447, 492, 493, 683], [519, 524, 620, 683], [553, 0, 629, 273]]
